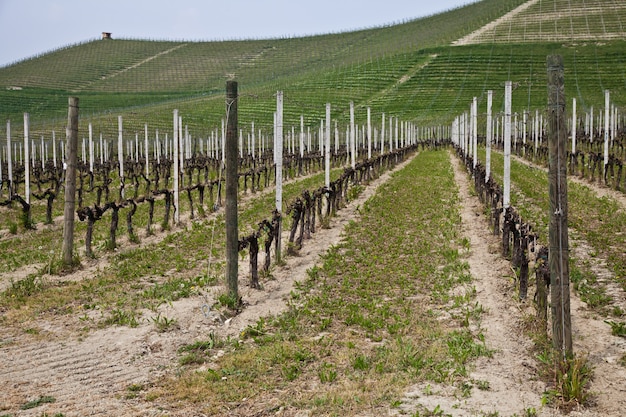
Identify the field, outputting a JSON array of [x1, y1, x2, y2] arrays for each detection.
[[1, 0, 626, 416]]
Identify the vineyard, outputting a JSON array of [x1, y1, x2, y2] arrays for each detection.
[[2, 0, 626, 416]]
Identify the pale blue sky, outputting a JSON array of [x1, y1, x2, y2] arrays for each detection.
[[0, 0, 473, 67]]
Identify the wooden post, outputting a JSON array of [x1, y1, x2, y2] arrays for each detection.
[[275, 91, 283, 264], [486, 90, 493, 181], [350, 101, 356, 169], [225, 81, 239, 300], [325, 103, 331, 188], [173, 110, 179, 224], [62, 97, 79, 265], [367, 107, 372, 160], [547, 55, 572, 357], [604, 90, 610, 180], [472, 97, 478, 169], [503, 81, 512, 209], [118, 116, 124, 199], [6, 120, 12, 196], [145, 124, 150, 177], [88, 123, 94, 173], [23, 114, 31, 207]]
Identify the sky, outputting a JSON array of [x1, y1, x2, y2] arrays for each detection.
[[0, 0, 472, 67]]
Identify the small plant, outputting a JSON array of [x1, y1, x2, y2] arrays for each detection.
[[104, 309, 139, 327], [318, 362, 337, 383], [151, 313, 178, 332], [217, 292, 240, 310], [21, 211, 36, 230], [46, 254, 81, 276], [474, 379, 490, 391], [126, 383, 144, 399], [542, 354, 593, 410], [9, 221, 18, 234], [6, 274, 45, 301], [523, 407, 538, 417], [605, 320, 626, 337], [347, 184, 364, 201], [352, 354, 370, 371], [21, 395, 56, 410]]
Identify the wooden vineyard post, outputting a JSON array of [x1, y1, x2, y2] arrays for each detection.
[[6, 120, 12, 197], [502, 82, 512, 257], [23, 114, 31, 219], [225, 81, 239, 300], [62, 97, 79, 266], [603, 90, 610, 183], [275, 91, 283, 264], [547, 55, 572, 357], [503, 81, 512, 209], [571, 98, 577, 174], [173, 110, 180, 224], [486, 90, 493, 181], [472, 97, 478, 169], [350, 101, 356, 169]]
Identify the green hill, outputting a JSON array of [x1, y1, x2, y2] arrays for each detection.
[[0, 0, 624, 140]]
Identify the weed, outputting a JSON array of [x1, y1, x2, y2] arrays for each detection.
[[352, 354, 370, 371], [126, 383, 144, 399], [217, 292, 240, 310], [104, 308, 139, 327], [9, 221, 18, 234], [21, 211, 36, 230], [282, 364, 301, 381], [474, 379, 490, 391], [179, 352, 207, 366], [151, 313, 178, 332], [347, 184, 364, 201], [604, 320, 626, 337], [541, 354, 592, 410], [21, 396, 56, 410], [179, 332, 224, 353], [6, 274, 45, 301], [46, 254, 81, 276], [318, 362, 337, 383]]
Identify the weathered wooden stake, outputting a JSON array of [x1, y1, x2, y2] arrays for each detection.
[[275, 91, 283, 264], [173, 110, 180, 224], [325, 103, 331, 188], [547, 55, 572, 358], [486, 90, 493, 181], [503, 81, 512, 209], [6, 120, 12, 196], [23, 114, 31, 207], [225, 81, 239, 300], [62, 97, 79, 265]]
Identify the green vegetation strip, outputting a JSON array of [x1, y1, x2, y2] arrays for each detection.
[[151, 150, 490, 415]]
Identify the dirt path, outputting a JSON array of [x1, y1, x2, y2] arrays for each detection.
[[438, 153, 626, 416], [394, 152, 547, 416], [0, 157, 416, 417]]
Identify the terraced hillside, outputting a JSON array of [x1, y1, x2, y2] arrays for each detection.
[[456, 0, 626, 44]]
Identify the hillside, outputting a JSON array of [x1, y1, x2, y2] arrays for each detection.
[[0, 0, 624, 139]]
